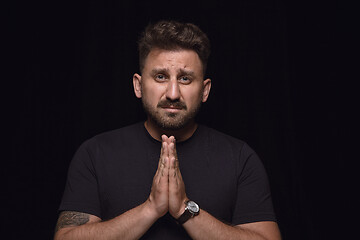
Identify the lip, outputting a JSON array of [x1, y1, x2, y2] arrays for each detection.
[[161, 106, 182, 113]]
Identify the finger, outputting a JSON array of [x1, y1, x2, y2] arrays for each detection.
[[169, 136, 177, 157], [156, 156, 169, 187], [169, 156, 177, 182], [160, 156, 170, 178], [155, 158, 169, 185], [160, 134, 170, 154], [160, 138, 165, 156], [169, 142, 178, 165], [169, 145, 177, 168], [161, 140, 171, 164], [161, 134, 170, 159], [169, 155, 181, 182], [170, 156, 183, 185], [168, 142, 178, 177], [160, 136, 167, 159], [162, 134, 169, 144], [155, 141, 168, 182]]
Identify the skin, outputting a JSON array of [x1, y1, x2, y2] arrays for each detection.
[[54, 48, 281, 240], [133, 48, 211, 142]]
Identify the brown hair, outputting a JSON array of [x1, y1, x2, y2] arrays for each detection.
[[137, 20, 211, 75]]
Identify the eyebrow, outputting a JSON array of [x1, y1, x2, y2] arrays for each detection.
[[178, 68, 195, 77], [150, 68, 169, 75], [150, 68, 195, 77]]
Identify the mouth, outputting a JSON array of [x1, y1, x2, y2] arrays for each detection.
[[157, 101, 187, 112], [161, 105, 183, 113]]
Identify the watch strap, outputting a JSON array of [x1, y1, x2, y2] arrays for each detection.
[[177, 200, 200, 224], [177, 208, 193, 224]]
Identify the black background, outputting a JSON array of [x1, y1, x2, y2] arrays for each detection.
[[6, 0, 350, 239]]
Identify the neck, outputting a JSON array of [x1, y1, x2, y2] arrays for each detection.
[[144, 119, 198, 142]]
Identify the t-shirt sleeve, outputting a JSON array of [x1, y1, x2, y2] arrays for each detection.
[[231, 143, 277, 225], [58, 139, 102, 218]]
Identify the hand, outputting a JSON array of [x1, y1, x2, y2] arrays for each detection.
[[147, 135, 188, 220], [166, 136, 188, 219], [147, 137, 170, 218]]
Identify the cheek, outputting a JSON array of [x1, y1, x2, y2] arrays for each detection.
[[181, 86, 203, 105], [142, 82, 165, 103]]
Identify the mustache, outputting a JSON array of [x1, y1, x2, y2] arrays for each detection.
[[157, 100, 187, 110]]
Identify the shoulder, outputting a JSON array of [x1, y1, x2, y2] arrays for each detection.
[[94, 122, 143, 142], [199, 125, 257, 159], [199, 125, 247, 148], [79, 122, 145, 153]]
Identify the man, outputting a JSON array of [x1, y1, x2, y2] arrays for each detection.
[[54, 20, 281, 240]]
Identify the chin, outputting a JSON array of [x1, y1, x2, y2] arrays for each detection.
[[158, 119, 188, 131]]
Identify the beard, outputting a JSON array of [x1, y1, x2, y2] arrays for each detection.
[[142, 97, 202, 131]]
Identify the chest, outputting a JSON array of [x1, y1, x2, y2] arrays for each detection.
[[96, 145, 238, 222]]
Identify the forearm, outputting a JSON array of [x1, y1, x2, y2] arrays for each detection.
[[55, 200, 158, 240], [183, 209, 279, 240]]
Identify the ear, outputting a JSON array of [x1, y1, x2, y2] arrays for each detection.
[[201, 78, 211, 102], [133, 73, 142, 98]]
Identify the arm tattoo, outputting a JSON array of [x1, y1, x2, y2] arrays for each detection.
[[55, 211, 90, 232]]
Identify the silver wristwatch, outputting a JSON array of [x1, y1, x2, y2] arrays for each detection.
[[177, 200, 200, 224]]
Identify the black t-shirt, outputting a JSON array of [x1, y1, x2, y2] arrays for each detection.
[[59, 122, 276, 239]]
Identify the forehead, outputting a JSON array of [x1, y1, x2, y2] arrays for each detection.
[[143, 48, 203, 74]]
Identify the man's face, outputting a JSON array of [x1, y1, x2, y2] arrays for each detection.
[[133, 48, 211, 130]]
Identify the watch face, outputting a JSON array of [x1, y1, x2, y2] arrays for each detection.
[[187, 201, 199, 213]]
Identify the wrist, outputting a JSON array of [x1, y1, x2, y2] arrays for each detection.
[[176, 200, 200, 224], [174, 203, 187, 219], [170, 197, 189, 219], [142, 199, 162, 221]]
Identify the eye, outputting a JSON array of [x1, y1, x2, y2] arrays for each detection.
[[179, 76, 192, 84], [155, 74, 167, 82]]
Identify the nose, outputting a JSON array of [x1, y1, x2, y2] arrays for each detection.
[[165, 79, 181, 101]]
